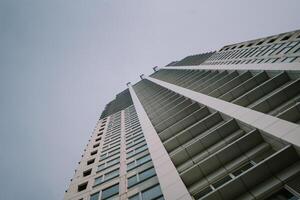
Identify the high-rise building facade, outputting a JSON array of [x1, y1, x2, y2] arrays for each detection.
[[64, 30, 300, 200]]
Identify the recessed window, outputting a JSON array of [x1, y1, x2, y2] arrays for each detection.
[[91, 150, 98, 156], [268, 38, 276, 43], [256, 41, 264, 45], [97, 132, 103, 137], [93, 143, 100, 148], [83, 169, 92, 177], [281, 35, 291, 41], [77, 182, 88, 192], [87, 159, 95, 165], [95, 137, 101, 142], [247, 43, 253, 47]]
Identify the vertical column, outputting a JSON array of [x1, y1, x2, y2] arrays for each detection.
[[119, 110, 127, 200], [128, 83, 193, 200]]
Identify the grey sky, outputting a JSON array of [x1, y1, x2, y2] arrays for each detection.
[[0, 0, 299, 199]]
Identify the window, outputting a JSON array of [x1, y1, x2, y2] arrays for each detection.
[[87, 159, 95, 165], [281, 35, 291, 41], [97, 163, 105, 171], [232, 162, 254, 176], [97, 132, 103, 137], [77, 182, 88, 192], [194, 186, 213, 199], [127, 139, 146, 150], [127, 161, 135, 170], [137, 155, 151, 164], [267, 38, 276, 43], [95, 137, 101, 142], [129, 184, 164, 200], [101, 184, 119, 200], [128, 176, 138, 188], [104, 168, 119, 180], [107, 157, 120, 166], [293, 47, 300, 53], [282, 57, 296, 63], [139, 167, 155, 181], [94, 176, 104, 186], [83, 169, 92, 177], [97, 157, 120, 172], [93, 143, 100, 148], [94, 169, 119, 186], [256, 41, 264, 45], [142, 184, 164, 200], [266, 188, 299, 199], [100, 148, 120, 160], [129, 194, 140, 200], [212, 175, 232, 189], [91, 150, 98, 156], [90, 192, 99, 200], [128, 167, 156, 188], [127, 144, 148, 158]]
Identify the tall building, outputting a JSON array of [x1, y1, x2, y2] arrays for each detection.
[[64, 30, 300, 200]]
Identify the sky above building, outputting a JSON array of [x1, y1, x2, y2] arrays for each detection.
[[0, 0, 299, 199]]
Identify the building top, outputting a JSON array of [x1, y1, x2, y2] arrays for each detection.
[[166, 52, 215, 66], [100, 88, 133, 119]]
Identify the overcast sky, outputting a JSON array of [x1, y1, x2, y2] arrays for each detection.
[[0, 0, 299, 199]]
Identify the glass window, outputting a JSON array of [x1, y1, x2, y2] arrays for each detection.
[[128, 175, 138, 188], [127, 150, 134, 158], [101, 184, 119, 200], [104, 168, 119, 180], [139, 167, 156, 182], [90, 192, 100, 200], [94, 175, 103, 186], [136, 145, 147, 153], [142, 184, 163, 200], [293, 47, 300, 53], [137, 154, 151, 165], [282, 57, 296, 63], [127, 168, 156, 189], [107, 157, 120, 167], [127, 161, 135, 170], [128, 194, 140, 200], [97, 164, 105, 172]]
